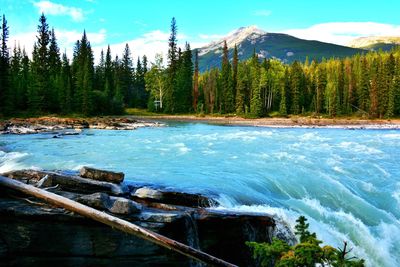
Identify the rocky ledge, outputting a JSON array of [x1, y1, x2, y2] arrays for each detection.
[[0, 116, 164, 134], [0, 167, 295, 267]]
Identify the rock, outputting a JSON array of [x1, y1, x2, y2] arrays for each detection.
[[0, 170, 296, 266], [134, 188, 163, 199], [76, 192, 112, 210], [80, 166, 124, 184], [77, 193, 141, 215], [109, 197, 142, 215], [133, 187, 218, 208], [2, 170, 126, 195]]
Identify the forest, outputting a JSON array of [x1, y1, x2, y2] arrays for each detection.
[[0, 14, 399, 118]]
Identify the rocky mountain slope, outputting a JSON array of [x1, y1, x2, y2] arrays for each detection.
[[196, 26, 364, 71]]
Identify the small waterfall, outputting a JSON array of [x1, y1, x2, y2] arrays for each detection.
[[184, 213, 206, 267]]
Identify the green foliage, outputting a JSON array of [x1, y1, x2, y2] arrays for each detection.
[[247, 216, 365, 267]]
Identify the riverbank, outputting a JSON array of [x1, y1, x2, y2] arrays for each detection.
[[1, 115, 400, 134], [130, 114, 400, 129]]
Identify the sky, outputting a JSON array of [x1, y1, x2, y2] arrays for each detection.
[[1, 0, 400, 63]]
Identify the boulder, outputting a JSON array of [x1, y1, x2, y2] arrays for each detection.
[[77, 192, 142, 215], [132, 187, 218, 208], [80, 166, 124, 184], [76, 192, 112, 210], [109, 197, 142, 215]]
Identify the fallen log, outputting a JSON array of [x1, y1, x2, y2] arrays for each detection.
[[0, 176, 237, 267]]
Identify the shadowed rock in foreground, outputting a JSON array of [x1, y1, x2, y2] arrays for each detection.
[[0, 167, 295, 267]]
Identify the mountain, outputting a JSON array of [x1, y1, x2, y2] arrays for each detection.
[[196, 26, 364, 71], [347, 36, 400, 51]]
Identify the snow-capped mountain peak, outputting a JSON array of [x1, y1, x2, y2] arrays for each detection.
[[199, 25, 267, 56]]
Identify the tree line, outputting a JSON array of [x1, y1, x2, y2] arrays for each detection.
[[196, 43, 400, 118], [1, 14, 400, 118], [0, 14, 154, 116]]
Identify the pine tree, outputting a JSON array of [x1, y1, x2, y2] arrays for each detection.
[[164, 17, 178, 113], [134, 57, 147, 108], [72, 31, 94, 115], [20, 49, 30, 111], [32, 13, 51, 112], [385, 53, 395, 118], [358, 57, 369, 114], [0, 14, 10, 114], [121, 43, 133, 106], [59, 52, 72, 113], [7, 45, 22, 112], [104, 45, 113, 99], [369, 59, 378, 118], [175, 42, 193, 113], [235, 62, 248, 114], [48, 28, 61, 112], [221, 40, 234, 113], [290, 61, 304, 114], [250, 52, 262, 116], [232, 44, 238, 104], [193, 49, 199, 111]]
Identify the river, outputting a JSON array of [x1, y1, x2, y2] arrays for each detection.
[[1, 122, 399, 266]]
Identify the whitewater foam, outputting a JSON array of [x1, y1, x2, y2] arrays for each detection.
[[0, 151, 30, 173]]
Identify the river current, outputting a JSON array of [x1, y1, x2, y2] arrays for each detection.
[[1, 123, 399, 266]]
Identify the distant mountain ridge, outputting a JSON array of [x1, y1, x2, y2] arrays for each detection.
[[196, 26, 365, 71], [347, 36, 400, 51]]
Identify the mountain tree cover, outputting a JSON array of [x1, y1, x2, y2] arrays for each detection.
[[198, 48, 400, 118], [0, 13, 399, 118]]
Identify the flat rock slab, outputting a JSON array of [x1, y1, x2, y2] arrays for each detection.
[[133, 187, 218, 208], [80, 166, 124, 184]]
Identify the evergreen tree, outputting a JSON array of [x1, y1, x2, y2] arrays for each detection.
[[235, 62, 248, 114], [250, 52, 262, 116], [232, 44, 238, 104], [0, 14, 10, 114], [358, 57, 369, 114], [221, 40, 234, 113], [104, 45, 113, 99], [164, 17, 178, 113], [19, 49, 30, 111], [134, 57, 147, 108], [369, 59, 379, 118], [193, 49, 199, 111], [48, 28, 61, 112], [32, 13, 51, 112], [290, 61, 304, 114], [120, 44, 133, 106], [7, 45, 20, 112], [175, 42, 193, 113], [72, 31, 94, 115], [59, 52, 72, 113]]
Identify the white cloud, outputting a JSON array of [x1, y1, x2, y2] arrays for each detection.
[[10, 29, 106, 59], [253, 9, 272, 17], [91, 30, 193, 64], [33, 1, 84, 22], [283, 22, 400, 45]]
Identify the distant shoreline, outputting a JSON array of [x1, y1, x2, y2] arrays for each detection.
[[1, 115, 400, 132], [131, 115, 400, 129]]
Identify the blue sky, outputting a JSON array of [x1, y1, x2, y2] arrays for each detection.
[[1, 0, 400, 62]]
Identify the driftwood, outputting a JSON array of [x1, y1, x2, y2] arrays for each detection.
[[0, 176, 237, 267]]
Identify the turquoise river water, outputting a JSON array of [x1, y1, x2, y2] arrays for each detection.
[[0, 123, 399, 266]]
